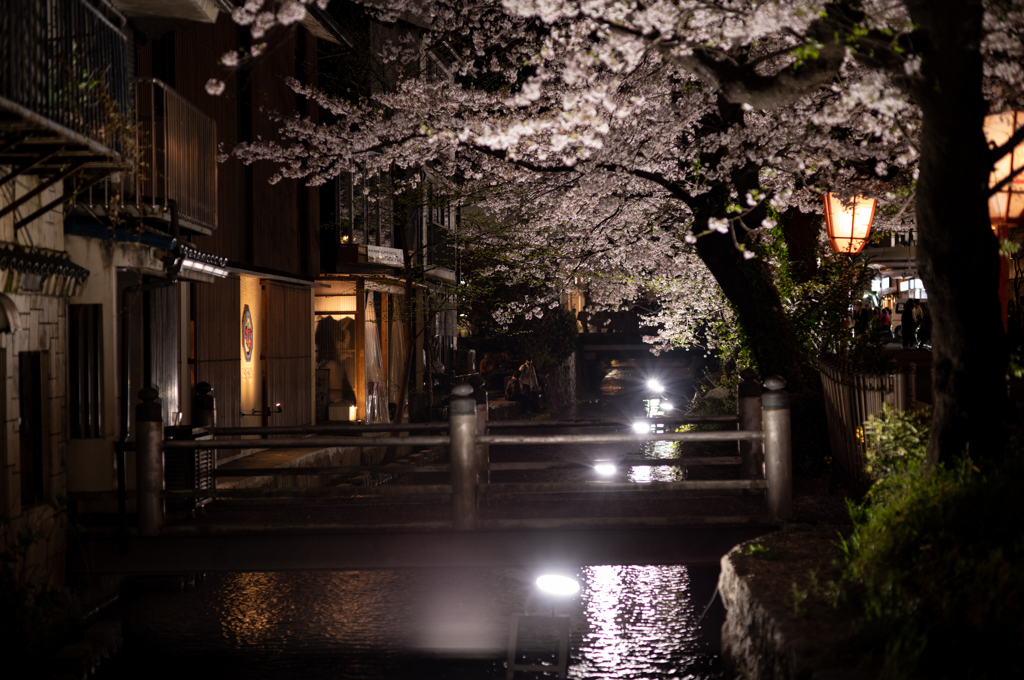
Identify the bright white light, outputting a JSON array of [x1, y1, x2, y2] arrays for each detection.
[[536, 574, 580, 596], [594, 463, 616, 476], [632, 421, 651, 434], [646, 379, 665, 393], [661, 402, 673, 411]]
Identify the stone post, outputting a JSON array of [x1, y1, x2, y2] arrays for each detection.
[[135, 387, 165, 537], [449, 382, 479, 530], [738, 368, 763, 480], [193, 382, 216, 430], [468, 374, 490, 485], [762, 376, 792, 522]]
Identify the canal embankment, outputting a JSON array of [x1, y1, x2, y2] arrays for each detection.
[[719, 526, 875, 680]]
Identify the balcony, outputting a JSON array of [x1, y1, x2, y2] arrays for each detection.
[[75, 78, 218, 235], [0, 0, 130, 226]]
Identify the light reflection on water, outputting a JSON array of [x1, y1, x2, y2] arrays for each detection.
[[574, 565, 717, 679], [629, 440, 680, 484], [113, 565, 722, 680]]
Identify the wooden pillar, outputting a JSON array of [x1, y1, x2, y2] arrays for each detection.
[[381, 293, 389, 405], [355, 279, 366, 420]]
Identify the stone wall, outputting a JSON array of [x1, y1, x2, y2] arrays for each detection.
[[719, 528, 870, 680], [0, 177, 69, 591]]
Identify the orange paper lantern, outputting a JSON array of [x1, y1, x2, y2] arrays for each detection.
[[823, 192, 876, 255], [985, 110, 1024, 228]]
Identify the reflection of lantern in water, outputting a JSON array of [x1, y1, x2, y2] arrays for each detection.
[[823, 192, 877, 255]]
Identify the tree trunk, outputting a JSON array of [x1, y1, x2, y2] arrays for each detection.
[[780, 209, 821, 285], [907, 0, 1010, 467], [695, 229, 807, 389]]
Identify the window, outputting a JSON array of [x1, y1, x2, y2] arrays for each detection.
[[69, 304, 103, 438], [19, 352, 45, 506]]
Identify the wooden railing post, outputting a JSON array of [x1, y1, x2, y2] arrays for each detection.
[[738, 368, 763, 479], [136, 387, 165, 537], [762, 376, 792, 522], [449, 382, 479, 530]]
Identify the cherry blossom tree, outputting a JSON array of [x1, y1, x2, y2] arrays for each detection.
[[227, 0, 1024, 466]]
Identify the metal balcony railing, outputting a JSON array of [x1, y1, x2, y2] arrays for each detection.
[[77, 78, 218, 235], [133, 78, 218, 234], [0, 0, 130, 155]]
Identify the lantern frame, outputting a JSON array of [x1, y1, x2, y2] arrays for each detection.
[[823, 192, 877, 255]]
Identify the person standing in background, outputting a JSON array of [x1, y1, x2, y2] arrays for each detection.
[[519, 357, 539, 412], [902, 299, 918, 349]]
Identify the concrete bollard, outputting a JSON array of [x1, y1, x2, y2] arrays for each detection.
[[136, 387, 165, 537], [449, 382, 479, 530], [737, 368, 763, 480], [762, 375, 792, 522], [193, 382, 217, 429], [469, 374, 490, 485]]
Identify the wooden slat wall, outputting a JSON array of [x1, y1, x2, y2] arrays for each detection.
[[252, 31, 300, 274], [194, 278, 241, 428], [265, 281, 312, 428], [299, 26, 319, 278], [132, 15, 320, 433], [174, 17, 247, 262]]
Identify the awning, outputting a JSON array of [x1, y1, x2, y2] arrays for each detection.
[[64, 221, 229, 283], [226, 261, 328, 288], [0, 242, 89, 297]]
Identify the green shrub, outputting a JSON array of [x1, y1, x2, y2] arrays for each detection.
[[837, 410, 1024, 679], [861, 404, 930, 502], [679, 373, 737, 431]]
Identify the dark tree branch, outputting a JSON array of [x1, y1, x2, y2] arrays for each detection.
[[988, 122, 1024, 165], [657, 41, 847, 110], [988, 161, 1024, 197]]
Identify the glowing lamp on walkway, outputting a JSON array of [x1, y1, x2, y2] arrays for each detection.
[[536, 574, 580, 596], [823, 193, 877, 255], [985, 110, 1024, 229]]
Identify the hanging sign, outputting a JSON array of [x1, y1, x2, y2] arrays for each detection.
[[367, 245, 404, 267], [242, 305, 254, 362]]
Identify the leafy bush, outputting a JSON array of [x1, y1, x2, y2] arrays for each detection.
[[861, 404, 930, 490], [679, 373, 737, 432], [837, 411, 1024, 679]]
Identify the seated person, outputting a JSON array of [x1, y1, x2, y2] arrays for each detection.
[[505, 370, 529, 407]]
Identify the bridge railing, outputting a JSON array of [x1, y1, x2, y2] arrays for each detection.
[[130, 375, 790, 537]]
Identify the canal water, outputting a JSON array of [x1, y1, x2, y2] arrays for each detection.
[[106, 563, 725, 679]]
